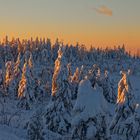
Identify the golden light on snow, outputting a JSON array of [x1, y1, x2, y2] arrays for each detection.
[[52, 48, 63, 96], [117, 73, 128, 104], [18, 63, 27, 98]]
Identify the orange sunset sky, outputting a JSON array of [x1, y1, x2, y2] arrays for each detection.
[[0, 0, 140, 53]]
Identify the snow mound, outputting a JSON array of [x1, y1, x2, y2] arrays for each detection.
[[72, 79, 108, 125]]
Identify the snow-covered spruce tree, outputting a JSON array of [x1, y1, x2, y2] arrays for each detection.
[[40, 48, 48, 64], [3, 36, 14, 62], [28, 52, 34, 69], [17, 59, 35, 110], [51, 45, 68, 97], [67, 63, 72, 82], [8, 52, 24, 97], [27, 109, 45, 140], [4, 61, 14, 86], [71, 78, 109, 140], [51, 38, 60, 62], [33, 77, 48, 102], [14, 53, 23, 78], [39, 38, 51, 60], [28, 52, 36, 80], [101, 70, 117, 104], [4, 61, 14, 95], [27, 52, 46, 100], [40, 45, 52, 66], [71, 67, 79, 83], [109, 71, 140, 140], [71, 67, 80, 100], [44, 46, 73, 135], [87, 64, 101, 87], [79, 65, 85, 82]]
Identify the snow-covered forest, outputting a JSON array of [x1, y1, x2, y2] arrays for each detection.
[[0, 36, 140, 140]]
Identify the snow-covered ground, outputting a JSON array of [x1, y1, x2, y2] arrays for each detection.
[[0, 125, 26, 140]]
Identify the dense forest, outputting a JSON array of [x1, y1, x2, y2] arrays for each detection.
[[0, 36, 140, 140]]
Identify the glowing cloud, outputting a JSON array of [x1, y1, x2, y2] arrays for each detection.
[[94, 5, 113, 16]]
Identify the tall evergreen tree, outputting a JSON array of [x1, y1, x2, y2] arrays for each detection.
[[110, 71, 140, 140], [101, 70, 117, 103], [44, 46, 73, 135], [17, 59, 35, 110]]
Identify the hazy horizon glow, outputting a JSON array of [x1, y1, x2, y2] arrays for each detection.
[[0, 0, 140, 53]]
